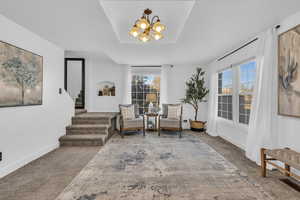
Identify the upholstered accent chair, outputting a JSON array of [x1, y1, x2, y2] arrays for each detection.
[[158, 104, 183, 138], [119, 104, 145, 138]]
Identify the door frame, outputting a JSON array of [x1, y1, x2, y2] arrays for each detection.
[[64, 58, 85, 109]]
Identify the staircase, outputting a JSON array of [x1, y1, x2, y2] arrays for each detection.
[[59, 111, 118, 146]]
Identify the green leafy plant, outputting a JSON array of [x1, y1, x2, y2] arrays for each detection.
[[181, 68, 209, 121]]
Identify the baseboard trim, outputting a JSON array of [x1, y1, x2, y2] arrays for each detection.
[[219, 134, 246, 150], [0, 143, 59, 179]]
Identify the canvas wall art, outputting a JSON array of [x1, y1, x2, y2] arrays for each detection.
[[0, 41, 43, 107], [278, 24, 300, 117], [97, 81, 115, 96]]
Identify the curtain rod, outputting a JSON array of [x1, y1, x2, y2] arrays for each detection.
[[217, 37, 258, 62], [217, 24, 280, 62], [131, 66, 161, 68]]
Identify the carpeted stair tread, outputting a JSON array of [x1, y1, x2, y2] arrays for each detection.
[[66, 124, 109, 129], [60, 134, 106, 140], [60, 112, 117, 146], [59, 134, 106, 146], [75, 109, 87, 115]]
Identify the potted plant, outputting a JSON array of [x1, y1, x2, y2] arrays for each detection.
[[181, 68, 209, 132]]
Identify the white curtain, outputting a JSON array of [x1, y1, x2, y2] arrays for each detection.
[[246, 28, 278, 165], [123, 65, 132, 104], [206, 62, 219, 137], [160, 65, 171, 106]]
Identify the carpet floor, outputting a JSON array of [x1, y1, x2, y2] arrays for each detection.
[[0, 147, 100, 200], [55, 133, 274, 200]]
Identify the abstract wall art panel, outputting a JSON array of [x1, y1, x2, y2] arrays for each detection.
[[0, 41, 43, 107], [278, 25, 300, 117]]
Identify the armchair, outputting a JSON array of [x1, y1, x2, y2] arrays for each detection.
[[158, 104, 183, 138], [119, 104, 145, 138]]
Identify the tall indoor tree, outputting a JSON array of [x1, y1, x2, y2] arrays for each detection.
[[182, 68, 209, 131]]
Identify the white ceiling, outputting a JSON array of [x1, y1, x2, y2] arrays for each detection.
[[0, 0, 300, 65], [100, 0, 195, 44]]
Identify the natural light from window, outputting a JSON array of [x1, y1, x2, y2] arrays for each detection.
[[217, 59, 256, 125], [131, 74, 160, 114]]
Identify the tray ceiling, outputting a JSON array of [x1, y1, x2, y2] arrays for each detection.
[[99, 0, 195, 44]]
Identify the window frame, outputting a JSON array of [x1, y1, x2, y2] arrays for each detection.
[[217, 67, 234, 121], [131, 72, 161, 114], [217, 57, 257, 127]]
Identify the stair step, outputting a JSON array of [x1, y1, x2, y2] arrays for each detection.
[[72, 116, 110, 125], [59, 134, 106, 146], [66, 124, 109, 135], [75, 109, 87, 115]]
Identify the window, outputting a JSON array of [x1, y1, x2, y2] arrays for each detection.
[[239, 61, 256, 124], [218, 69, 233, 120], [217, 59, 256, 125], [131, 74, 160, 114]]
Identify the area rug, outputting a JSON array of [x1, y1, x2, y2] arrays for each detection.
[[55, 133, 273, 200]]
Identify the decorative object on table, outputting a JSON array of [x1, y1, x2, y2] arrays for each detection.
[[145, 113, 159, 131], [129, 8, 166, 42], [119, 104, 145, 138], [158, 104, 183, 138], [97, 81, 115, 96], [181, 67, 209, 132], [278, 24, 300, 117], [0, 41, 43, 108], [146, 93, 157, 113]]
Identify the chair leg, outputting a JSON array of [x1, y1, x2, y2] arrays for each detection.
[[261, 148, 266, 177], [179, 129, 182, 138], [143, 127, 145, 136], [120, 127, 124, 138], [158, 127, 161, 136]]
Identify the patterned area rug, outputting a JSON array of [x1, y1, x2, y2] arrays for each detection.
[[55, 133, 273, 200]]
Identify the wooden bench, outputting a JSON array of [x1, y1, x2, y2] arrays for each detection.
[[261, 148, 300, 180]]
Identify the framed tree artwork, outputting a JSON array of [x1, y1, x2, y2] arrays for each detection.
[[0, 41, 43, 108], [278, 24, 300, 117]]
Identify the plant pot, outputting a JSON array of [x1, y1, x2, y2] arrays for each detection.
[[189, 120, 206, 132]]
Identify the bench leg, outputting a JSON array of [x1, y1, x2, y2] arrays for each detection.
[[261, 148, 267, 177], [285, 164, 291, 177], [284, 147, 291, 177]]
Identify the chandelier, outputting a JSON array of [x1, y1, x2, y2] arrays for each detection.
[[129, 8, 166, 42]]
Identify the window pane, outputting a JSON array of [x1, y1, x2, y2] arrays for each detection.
[[218, 68, 233, 95], [131, 74, 160, 114], [218, 68, 233, 120], [240, 61, 256, 94], [239, 60, 256, 124], [217, 94, 232, 120]]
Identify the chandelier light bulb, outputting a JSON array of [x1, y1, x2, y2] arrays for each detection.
[[137, 18, 149, 30], [139, 32, 150, 42], [153, 21, 165, 33], [129, 25, 139, 37], [153, 32, 163, 40]]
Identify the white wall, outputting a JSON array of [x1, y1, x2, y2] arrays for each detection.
[[206, 10, 300, 151], [0, 14, 74, 178], [65, 52, 126, 112], [276, 11, 300, 153], [64, 53, 209, 129], [207, 41, 259, 149], [167, 65, 209, 129], [86, 57, 126, 112]]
